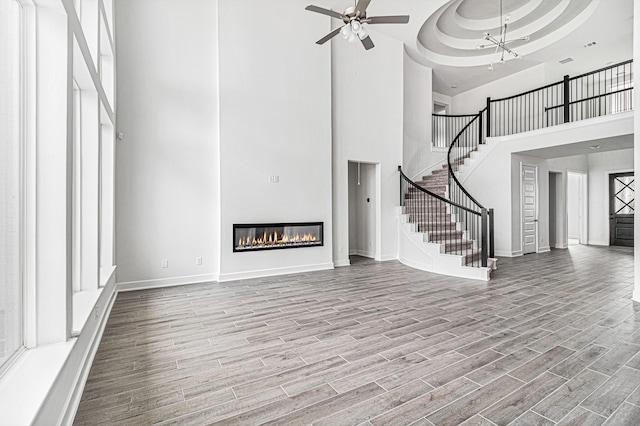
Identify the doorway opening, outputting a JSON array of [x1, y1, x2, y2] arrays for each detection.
[[567, 171, 588, 246], [549, 172, 563, 249], [609, 172, 634, 247], [348, 161, 378, 262], [433, 101, 448, 115]]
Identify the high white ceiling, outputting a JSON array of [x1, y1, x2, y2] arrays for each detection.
[[307, 0, 633, 97]]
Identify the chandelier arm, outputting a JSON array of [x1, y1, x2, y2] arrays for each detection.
[[501, 44, 519, 58], [501, 38, 528, 46], [485, 34, 500, 45]]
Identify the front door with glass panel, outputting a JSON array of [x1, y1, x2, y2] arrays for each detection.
[[609, 173, 634, 247]]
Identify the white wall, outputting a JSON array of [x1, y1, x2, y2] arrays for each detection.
[[451, 64, 547, 114], [115, 0, 219, 286], [588, 148, 634, 245], [403, 49, 438, 179], [217, 0, 333, 280], [332, 30, 404, 266]]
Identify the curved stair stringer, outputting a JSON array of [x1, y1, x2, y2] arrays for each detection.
[[455, 136, 501, 184], [397, 207, 492, 281]]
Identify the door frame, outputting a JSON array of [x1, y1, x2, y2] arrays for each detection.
[[567, 170, 588, 245], [520, 162, 539, 254], [608, 171, 635, 247], [347, 160, 381, 261], [604, 168, 633, 245]]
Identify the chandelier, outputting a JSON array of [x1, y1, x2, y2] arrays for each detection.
[[477, 0, 530, 70]]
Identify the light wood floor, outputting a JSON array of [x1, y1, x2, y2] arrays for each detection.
[[75, 245, 640, 425]]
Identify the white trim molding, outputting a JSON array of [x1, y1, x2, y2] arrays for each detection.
[[117, 273, 219, 292], [218, 263, 334, 283]]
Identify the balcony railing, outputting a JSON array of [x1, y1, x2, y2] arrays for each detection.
[[433, 59, 633, 143]]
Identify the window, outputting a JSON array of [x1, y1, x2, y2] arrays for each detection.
[[0, 0, 24, 372]]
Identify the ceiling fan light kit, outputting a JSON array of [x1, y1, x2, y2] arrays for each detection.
[[305, 0, 409, 50], [341, 20, 368, 42]]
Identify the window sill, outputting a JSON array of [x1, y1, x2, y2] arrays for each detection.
[[0, 340, 75, 426], [71, 266, 114, 335], [72, 289, 103, 336]]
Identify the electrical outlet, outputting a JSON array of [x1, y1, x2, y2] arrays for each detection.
[[196, 256, 202, 265], [94, 305, 99, 320], [162, 259, 168, 268]]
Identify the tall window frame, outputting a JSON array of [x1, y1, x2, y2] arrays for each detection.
[[0, 0, 26, 376]]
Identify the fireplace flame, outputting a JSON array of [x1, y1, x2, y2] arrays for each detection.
[[237, 231, 318, 249]]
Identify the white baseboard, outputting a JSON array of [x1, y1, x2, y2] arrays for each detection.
[[334, 259, 351, 267], [57, 282, 118, 426], [117, 273, 219, 292], [33, 275, 118, 425], [380, 253, 398, 262], [495, 250, 522, 257], [350, 249, 375, 258], [538, 246, 551, 253], [218, 263, 334, 282], [554, 243, 568, 249], [588, 240, 609, 246]]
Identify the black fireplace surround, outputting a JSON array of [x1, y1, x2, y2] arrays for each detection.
[[233, 222, 324, 252]]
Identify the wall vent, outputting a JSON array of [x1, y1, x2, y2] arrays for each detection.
[[559, 57, 574, 64]]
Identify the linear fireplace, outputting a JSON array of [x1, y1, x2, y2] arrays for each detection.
[[233, 222, 324, 252]]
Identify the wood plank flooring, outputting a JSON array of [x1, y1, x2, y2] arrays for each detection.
[[75, 245, 640, 425]]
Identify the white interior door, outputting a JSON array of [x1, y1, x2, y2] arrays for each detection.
[[522, 164, 538, 254]]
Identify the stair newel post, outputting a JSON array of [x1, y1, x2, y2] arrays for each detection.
[[398, 166, 402, 207], [478, 111, 483, 145], [481, 208, 488, 268], [486, 97, 491, 138], [563, 75, 570, 124], [489, 208, 495, 259]]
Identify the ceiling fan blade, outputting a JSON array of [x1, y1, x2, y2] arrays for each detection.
[[366, 15, 410, 24], [316, 26, 343, 45], [360, 35, 375, 50], [355, 0, 372, 16], [305, 5, 344, 20]]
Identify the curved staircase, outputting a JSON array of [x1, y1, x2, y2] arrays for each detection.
[[412, 165, 481, 265], [398, 162, 495, 281], [399, 59, 633, 281]]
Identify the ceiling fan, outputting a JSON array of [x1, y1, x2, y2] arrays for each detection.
[[305, 0, 410, 50]]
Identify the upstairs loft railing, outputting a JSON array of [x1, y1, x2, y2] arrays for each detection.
[[432, 114, 478, 148], [433, 59, 634, 145]]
